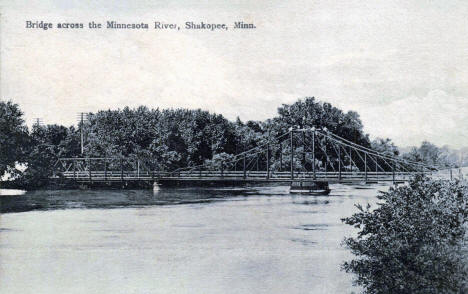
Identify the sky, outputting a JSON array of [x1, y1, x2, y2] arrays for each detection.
[[1, 0, 468, 148]]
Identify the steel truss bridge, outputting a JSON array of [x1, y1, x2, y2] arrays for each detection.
[[53, 128, 437, 186]]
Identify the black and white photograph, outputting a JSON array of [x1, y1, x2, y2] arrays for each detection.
[[1, 1, 467, 293]]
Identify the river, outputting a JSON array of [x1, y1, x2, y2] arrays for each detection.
[[0, 183, 391, 294]]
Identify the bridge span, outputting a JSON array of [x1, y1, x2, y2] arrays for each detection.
[[52, 128, 438, 187]]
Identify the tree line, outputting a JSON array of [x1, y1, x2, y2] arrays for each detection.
[[0, 97, 461, 188]]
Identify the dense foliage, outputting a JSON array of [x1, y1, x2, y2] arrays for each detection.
[[16, 124, 80, 187], [342, 176, 468, 294], [1, 97, 462, 188], [0, 101, 29, 177], [403, 141, 461, 168], [371, 137, 399, 157], [1, 97, 376, 188], [79, 98, 372, 171]]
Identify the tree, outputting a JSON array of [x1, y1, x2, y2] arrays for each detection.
[[402, 141, 457, 168], [19, 124, 72, 188], [371, 138, 399, 156], [342, 176, 468, 294], [6, 96, 398, 187], [0, 100, 29, 177], [275, 97, 371, 172], [203, 152, 236, 170], [419, 141, 442, 165]]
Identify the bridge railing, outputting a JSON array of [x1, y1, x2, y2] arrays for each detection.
[[60, 170, 416, 182]]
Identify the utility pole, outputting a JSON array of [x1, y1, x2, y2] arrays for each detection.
[[33, 118, 43, 127], [77, 112, 87, 156], [81, 113, 84, 155]]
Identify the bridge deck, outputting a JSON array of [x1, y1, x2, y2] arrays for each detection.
[[58, 170, 418, 183]]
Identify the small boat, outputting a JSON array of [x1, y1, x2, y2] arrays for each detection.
[[290, 180, 331, 195]]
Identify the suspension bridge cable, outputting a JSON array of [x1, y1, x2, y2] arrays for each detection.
[[329, 142, 348, 172], [324, 131, 437, 169], [320, 131, 435, 170], [316, 132, 360, 171], [176, 130, 292, 173]]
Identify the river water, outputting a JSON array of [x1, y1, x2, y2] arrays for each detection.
[[0, 183, 391, 294]]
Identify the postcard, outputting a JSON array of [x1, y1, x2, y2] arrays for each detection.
[[1, 1, 467, 293]]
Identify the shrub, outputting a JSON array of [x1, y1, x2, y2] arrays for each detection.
[[342, 175, 468, 294]]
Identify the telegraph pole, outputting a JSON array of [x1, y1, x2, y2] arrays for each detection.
[[80, 112, 84, 155], [77, 112, 87, 155], [81, 113, 84, 155], [33, 118, 43, 127]]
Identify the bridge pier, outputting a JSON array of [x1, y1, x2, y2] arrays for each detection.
[[290, 180, 330, 195], [153, 181, 160, 192]]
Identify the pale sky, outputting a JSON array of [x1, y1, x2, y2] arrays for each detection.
[[1, 0, 468, 148]]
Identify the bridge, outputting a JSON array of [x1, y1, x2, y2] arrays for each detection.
[[52, 128, 439, 187]]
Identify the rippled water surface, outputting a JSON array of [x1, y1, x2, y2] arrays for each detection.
[[0, 184, 391, 294]]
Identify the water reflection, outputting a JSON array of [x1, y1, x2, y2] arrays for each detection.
[[290, 238, 318, 246], [0, 187, 261, 213], [292, 199, 330, 206], [293, 223, 329, 231]]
